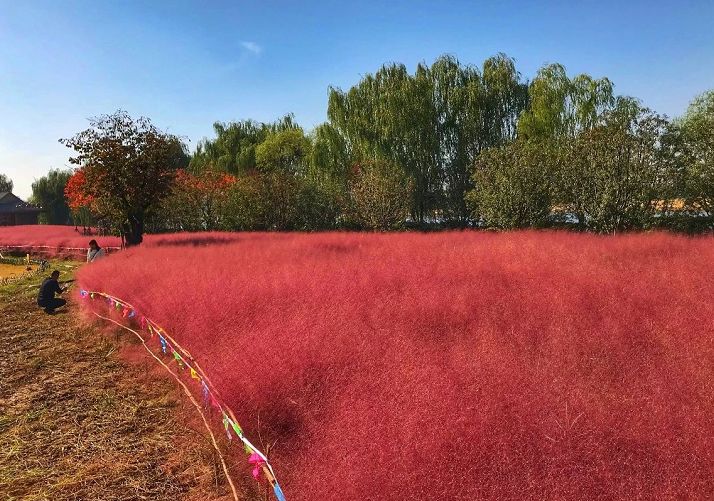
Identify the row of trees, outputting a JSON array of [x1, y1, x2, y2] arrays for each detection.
[[470, 70, 714, 233], [22, 54, 714, 243]]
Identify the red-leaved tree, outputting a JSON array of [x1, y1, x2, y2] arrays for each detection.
[[156, 170, 236, 231], [60, 110, 188, 246]]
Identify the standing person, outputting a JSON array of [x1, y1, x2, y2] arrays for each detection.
[[87, 240, 106, 263], [37, 270, 67, 314]]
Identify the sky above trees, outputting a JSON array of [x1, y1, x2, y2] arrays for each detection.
[[1, 0, 713, 198]]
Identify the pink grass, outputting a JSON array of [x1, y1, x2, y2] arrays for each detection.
[[76, 231, 714, 499], [0, 225, 122, 257]]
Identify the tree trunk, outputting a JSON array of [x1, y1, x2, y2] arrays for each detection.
[[125, 216, 144, 247]]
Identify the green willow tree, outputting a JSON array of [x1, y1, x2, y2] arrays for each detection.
[[518, 63, 615, 140], [190, 114, 299, 175], [326, 53, 527, 225], [676, 90, 714, 218], [30, 169, 73, 224], [255, 127, 312, 174]]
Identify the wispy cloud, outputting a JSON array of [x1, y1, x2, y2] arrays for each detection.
[[240, 41, 262, 55]]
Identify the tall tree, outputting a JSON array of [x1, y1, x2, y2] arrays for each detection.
[[255, 128, 312, 174], [60, 110, 188, 246], [467, 139, 556, 229], [190, 114, 299, 175], [327, 54, 528, 224], [518, 63, 614, 140], [561, 101, 667, 232], [309, 122, 351, 187], [349, 159, 412, 230], [30, 169, 73, 224], [0, 173, 12, 192], [676, 90, 714, 217], [328, 62, 440, 223]]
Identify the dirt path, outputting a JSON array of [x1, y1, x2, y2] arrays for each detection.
[[0, 264, 236, 500]]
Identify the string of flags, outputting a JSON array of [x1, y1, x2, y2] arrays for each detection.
[[79, 288, 287, 501]]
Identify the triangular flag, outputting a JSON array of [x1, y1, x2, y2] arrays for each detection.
[[173, 350, 184, 368], [223, 415, 232, 440], [230, 419, 243, 437]]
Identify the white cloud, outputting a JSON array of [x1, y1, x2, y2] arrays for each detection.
[[240, 41, 262, 55]]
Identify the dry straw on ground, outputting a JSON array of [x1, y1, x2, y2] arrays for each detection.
[[0, 264, 242, 501]]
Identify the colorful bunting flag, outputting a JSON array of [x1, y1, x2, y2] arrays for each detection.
[[248, 452, 265, 480], [173, 350, 184, 368], [201, 381, 210, 406], [228, 417, 243, 437], [223, 415, 233, 440], [86, 289, 286, 499]]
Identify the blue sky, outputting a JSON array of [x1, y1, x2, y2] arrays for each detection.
[[1, 0, 713, 199]]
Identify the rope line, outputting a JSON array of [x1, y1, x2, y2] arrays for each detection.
[[81, 289, 286, 501], [93, 311, 240, 501]]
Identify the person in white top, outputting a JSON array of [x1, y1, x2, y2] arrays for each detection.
[[87, 240, 106, 263]]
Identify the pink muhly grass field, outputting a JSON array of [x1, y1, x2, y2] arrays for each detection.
[[0, 225, 122, 256], [76, 231, 714, 500]]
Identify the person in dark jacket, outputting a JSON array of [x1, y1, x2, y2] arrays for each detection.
[[37, 270, 67, 314]]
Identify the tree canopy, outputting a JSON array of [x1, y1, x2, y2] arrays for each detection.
[[46, 56, 714, 235], [189, 114, 299, 175], [60, 110, 188, 245], [325, 54, 528, 223], [30, 169, 72, 224]]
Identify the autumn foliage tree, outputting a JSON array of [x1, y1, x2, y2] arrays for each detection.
[[156, 170, 236, 231], [60, 111, 188, 246], [64, 169, 96, 230]]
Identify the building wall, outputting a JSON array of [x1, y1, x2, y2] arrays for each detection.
[[15, 213, 39, 225], [0, 213, 40, 225]]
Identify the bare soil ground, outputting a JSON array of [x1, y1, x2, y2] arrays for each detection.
[[0, 263, 31, 280], [0, 263, 238, 501]]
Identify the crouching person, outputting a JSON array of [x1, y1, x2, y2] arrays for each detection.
[[37, 270, 67, 314]]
